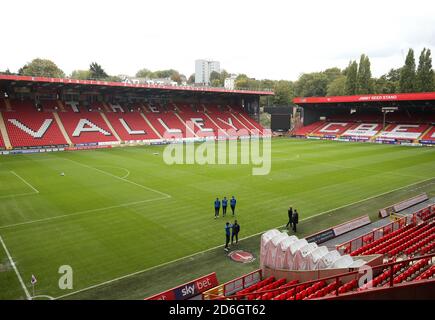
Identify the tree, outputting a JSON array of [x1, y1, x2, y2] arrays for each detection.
[[416, 48, 434, 92], [273, 80, 294, 105], [18, 58, 65, 78], [373, 68, 401, 94], [170, 71, 182, 84], [89, 62, 108, 80], [211, 79, 221, 87], [136, 68, 155, 78], [187, 73, 195, 84], [209, 71, 222, 87], [210, 71, 221, 81], [219, 70, 229, 84], [294, 72, 328, 97], [356, 54, 373, 94], [0, 69, 13, 75], [327, 75, 346, 96], [345, 60, 358, 95], [323, 67, 342, 83], [400, 49, 416, 92], [70, 69, 91, 80], [105, 75, 122, 82]]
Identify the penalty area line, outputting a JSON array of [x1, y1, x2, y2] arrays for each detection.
[[10, 171, 40, 194], [63, 157, 171, 199], [0, 234, 32, 300], [54, 175, 435, 300]]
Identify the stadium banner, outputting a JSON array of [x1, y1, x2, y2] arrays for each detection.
[[306, 215, 371, 245], [293, 92, 435, 104], [98, 141, 121, 146], [305, 228, 335, 244], [420, 140, 435, 145], [333, 215, 371, 236], [65, 145, 112, 151], [145, 272, 218, 300]]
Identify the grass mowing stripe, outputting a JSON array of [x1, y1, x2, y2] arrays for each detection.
[[54, 175, 434, 300], [0, 196, 170, 230], [0, 234, 31, 300], [62, 157, 171, 199]]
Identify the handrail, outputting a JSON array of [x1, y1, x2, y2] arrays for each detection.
[[206, 253, 435, 300]]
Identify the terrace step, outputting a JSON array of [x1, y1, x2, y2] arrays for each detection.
[[140, 113, 163, 139], [0, 112, 12, 149], [53, 112, 73, 145]]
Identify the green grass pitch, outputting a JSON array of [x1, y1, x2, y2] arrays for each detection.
[[0, 138, 434, 300]]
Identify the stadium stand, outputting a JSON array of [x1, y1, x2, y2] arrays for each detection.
[[145, 111, 191, 138], [207, 108, 253, 136], [0, 100, 265, 148], [420, 126, 435, 142], [171, 103, 223, 138], [0, 75, 268, 150], [0, 130, 4, 149], [57, 103, 118, 145], [105, 111, 161, 141], [2, 100, 68, 147], [350, 220, 435, 258], [310, 122, 355, 137], [293, 121, 325, 136], [203, 252, 435, 300], [377, 123, 429, 140]]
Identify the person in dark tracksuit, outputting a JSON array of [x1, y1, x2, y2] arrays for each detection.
[[214, 198, 221, 219], [292, 209, 299, 232], [232, 220, 240, 245], [230, 196, 237, 216], [222, 197, 228, 217], [286, 207, 293, 230], [224, 222, 232, 251]]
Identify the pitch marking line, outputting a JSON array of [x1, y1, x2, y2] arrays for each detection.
[[0, 196, 170, 230], [0, 192, 39, 200], [63, 157, 171, 198], [10, 171, 40, 194], [30, 295, 55, 300], [54, 176, 435, 300], [0, 171, 40, 200], [0, 234, 32, 300], [95, 165, 131, 179]]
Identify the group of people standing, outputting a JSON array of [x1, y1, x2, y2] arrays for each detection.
[[214, 196, 236, 218], [214, 196, 239, 251], [224, 220, 240, 251], [286, 207, 299, 232]]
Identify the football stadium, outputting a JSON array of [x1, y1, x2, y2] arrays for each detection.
[[0, 74, 434, 301], [1, 1, 435, 309]]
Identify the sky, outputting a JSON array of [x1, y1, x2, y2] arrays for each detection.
[[1, 0, 434, 81]]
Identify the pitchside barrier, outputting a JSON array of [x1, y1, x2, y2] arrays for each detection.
[[379, 193, 428, 218], [202, 269, 262, 300], [305, 215, 371, 244], [145, 272, 218, 300], [336, 204, 435, 255]]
